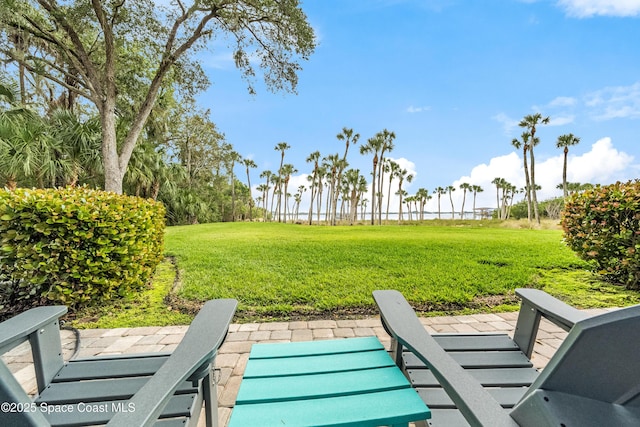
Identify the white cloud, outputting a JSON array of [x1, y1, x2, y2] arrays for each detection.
[[584, 82, 640, 120], [548, 96, 577, 107], [493, 113, 520, 135], [567, 137, 634, 182], [406, 105, 431, 113], [433, 138, 635, 212], [548, 115, 575, 126], [557, 0, 640, 17]]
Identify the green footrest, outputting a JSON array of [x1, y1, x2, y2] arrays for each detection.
[[229, 337, 431, 427]]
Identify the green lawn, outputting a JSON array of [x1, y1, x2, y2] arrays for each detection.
[[162, 222, 640, 320]]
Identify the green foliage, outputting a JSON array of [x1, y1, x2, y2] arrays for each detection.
[[562, 180, 640, 289], [70, 258, 192, 329], [510, 197, 564, 220], [166, 222, 593, 319], [0, 187, 165, 314]]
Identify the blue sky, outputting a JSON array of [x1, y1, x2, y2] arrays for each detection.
[[197, 0, 639, 212]]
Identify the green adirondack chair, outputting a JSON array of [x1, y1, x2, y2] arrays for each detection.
[[374, 289, 640, 427], [0, 299, 237, 427]]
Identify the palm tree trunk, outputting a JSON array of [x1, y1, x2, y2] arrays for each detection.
[[370, 157, 377, 225], [317, 183, 323, 224], [562, 147, 569, 199], [530, 147, 540, 225], [386, 175, 393, 221], [308, 174, 316, 225], [523, 147, 532, 223]]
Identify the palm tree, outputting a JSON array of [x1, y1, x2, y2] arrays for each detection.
[[360, 134, 384, 225], [355, 174, 367, 222], [269, 174, 279, 221], [519, 113, 549, 224], [446, 185, 456, 219], [280, 163, 297, 222], [396, 189, 408, 222], [242, 158, 257, 221], [294, 185, 306, 221], [0, 105, 53, 190], [459, 183, 471, 219], [556, 133, 580, 199], [491, 177, 502, 218], [360, 198, 368, 221], [305, 150, 321, 225], [506, 184, 518, 219], [434, 187, 446, 219], [376, 129, 395, 224], [125, 141, 159, 197], [415, 188, 429, 221], [259, 170, 273, 220], [385, 159, 400, 221], [256, 183, 269, 220], [315, 165, 327, 224], [397, 169, 413, 224], [226, 151, 241, 221], [344, 168, 363, 225], [494, 178, 514, 220], [274, 142, 290, 222], [512, 132, 533, 222], [48, 108, 102, 187], [335, 127, 359, 225], [322, 153, 340, 224], [471, 185, 483, 219]]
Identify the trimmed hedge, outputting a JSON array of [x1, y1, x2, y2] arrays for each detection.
[[561, 180, 640, 290], [0, 187, 165, 311]]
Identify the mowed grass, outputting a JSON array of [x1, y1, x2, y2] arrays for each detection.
[[165, 222, 638, 319]]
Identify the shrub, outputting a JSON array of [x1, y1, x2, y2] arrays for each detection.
[[0, 187, 165, 313], [561, 180, 640, 289]]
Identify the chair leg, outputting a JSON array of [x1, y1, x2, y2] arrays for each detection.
[[202, 369, 218, 427]]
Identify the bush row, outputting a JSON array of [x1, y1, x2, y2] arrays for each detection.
[[0, 187, 165, 313], [562, 180, 640, 290]]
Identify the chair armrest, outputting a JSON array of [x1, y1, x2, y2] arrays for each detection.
[[373, 290, 518, 427], [106, 298, 237, 427], [0, 305, 68, 393], [0, 306, 68, 354], [513, 288, 589, 357]]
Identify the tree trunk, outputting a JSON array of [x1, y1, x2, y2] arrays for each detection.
[[386, 175, 393, 221], [101, 97, 123, 194], [349, 189, 357, 225], [523, 147, 532, 223], [308, 172, 316, 225], [370, 157, 377, 225], [563, 147, 569, 199], [530, 147, 540, 225], [316, 183, 323, 224]]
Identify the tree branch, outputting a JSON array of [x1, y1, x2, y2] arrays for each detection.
[[34, 0, 105, 104]]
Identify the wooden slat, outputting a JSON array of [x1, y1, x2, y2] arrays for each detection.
[[249, 336, 383, 359], [417, 387, 528, 408], [404, 350, 533, 369], [236, 366, 410, 404], [53, 355, 169, 382], [229, 388, 430, 427], [432, 334, 519, 351], [37, 377, 197, 404], [408, 367, 539, 388], [243, 349, 394, 378], [44, 394, 197, 427], [427, 408, 472, 427]]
